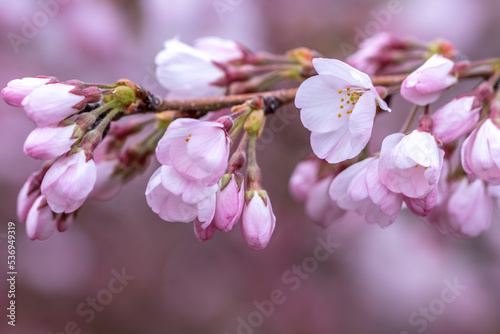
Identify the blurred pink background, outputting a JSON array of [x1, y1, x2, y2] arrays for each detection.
[[1, 0, 500, 333]]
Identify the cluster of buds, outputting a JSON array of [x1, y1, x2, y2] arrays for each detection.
[[146, 97, 277, 250], [3, 76, 160, 240], [293, 32, 500, 238]]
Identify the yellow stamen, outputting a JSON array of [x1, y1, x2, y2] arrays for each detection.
[[338, 113, 342, 118], [340, 105, 344, 109], [338, 90, 343, 94]]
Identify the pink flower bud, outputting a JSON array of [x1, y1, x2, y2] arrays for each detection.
[[26, 196, 57, 241], [401, 54, 457, 106], [447, 179, 492, 238], [17, 173, 42, 223], [57, 214, 74, 233], [2, 77, 54, 107], [41, 150, 97, 213], [430, 179, 492, 238], [155, 38, 228, 99], [22, 83, 86, 127], [404, 186, 438, 217], [461, 119, 500, 185], [289, 159, 321, 202], [379, 130, 444, 198], [241, 190, 276, 250], [23, 123, 81, 160], [193, 218, 216, 242], [213, 173, 244, 232], [432, 96, 481, 144]]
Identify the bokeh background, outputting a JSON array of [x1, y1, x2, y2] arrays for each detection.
[[1, 0, 500, 333]]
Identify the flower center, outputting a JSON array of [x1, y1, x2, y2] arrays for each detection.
[[337, 87, 363, 118]]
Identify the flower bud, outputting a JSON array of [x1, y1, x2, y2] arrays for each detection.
[[241, 190, 276, 250], [41, 149, 97, 213], [26, 196, 58, 241], [22, 83, 86, 127], [193, 219, 215, 242], [461, 119, 500, 184], [400, 54, 457, 106], [2, 77, 55, 107], [432, 96, 481, 144], [213, 173, 244, 232], [17, 174, 42, 223], [244, 109, 265, 135], [23, 122, 81, 160]]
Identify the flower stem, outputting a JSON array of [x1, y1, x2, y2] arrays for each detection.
[[401, 105, 420, 133]]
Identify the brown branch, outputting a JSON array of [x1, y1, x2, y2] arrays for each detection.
[[156, 88, 298, 112]]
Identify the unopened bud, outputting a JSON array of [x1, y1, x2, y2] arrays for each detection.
[[244, 109, 265, 135], [217, 116, 234, 133], [83, 87, 102, 104], [113, 86, 136, 104]]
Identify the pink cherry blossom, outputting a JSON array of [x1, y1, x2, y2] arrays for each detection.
[[213, 173, 244, 232], [400, 54, 457, 105], [379, 130, 444, 198], [41, 150, 97, 213], [156, 118, 230, 186], [22, 83, 86, 127], [2, 77, 54, 107], [305, 175, 346, 228], [289, 158, 321, 202], [295, 58, 390, 163], [432, 96, 481, 144], [241, 190, 276, 250], [23, 123, 80, 160], [17, 173, 42, 223], [26, 196, 58, 241], [145, 167, 217, 225], [146, 168, 198, 223], [330, 157, 402, 227], [461, 119, 500, 184], [430, 179, 492, 238], [365, 157, 404, 221], [155, 37, 229, 99]]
